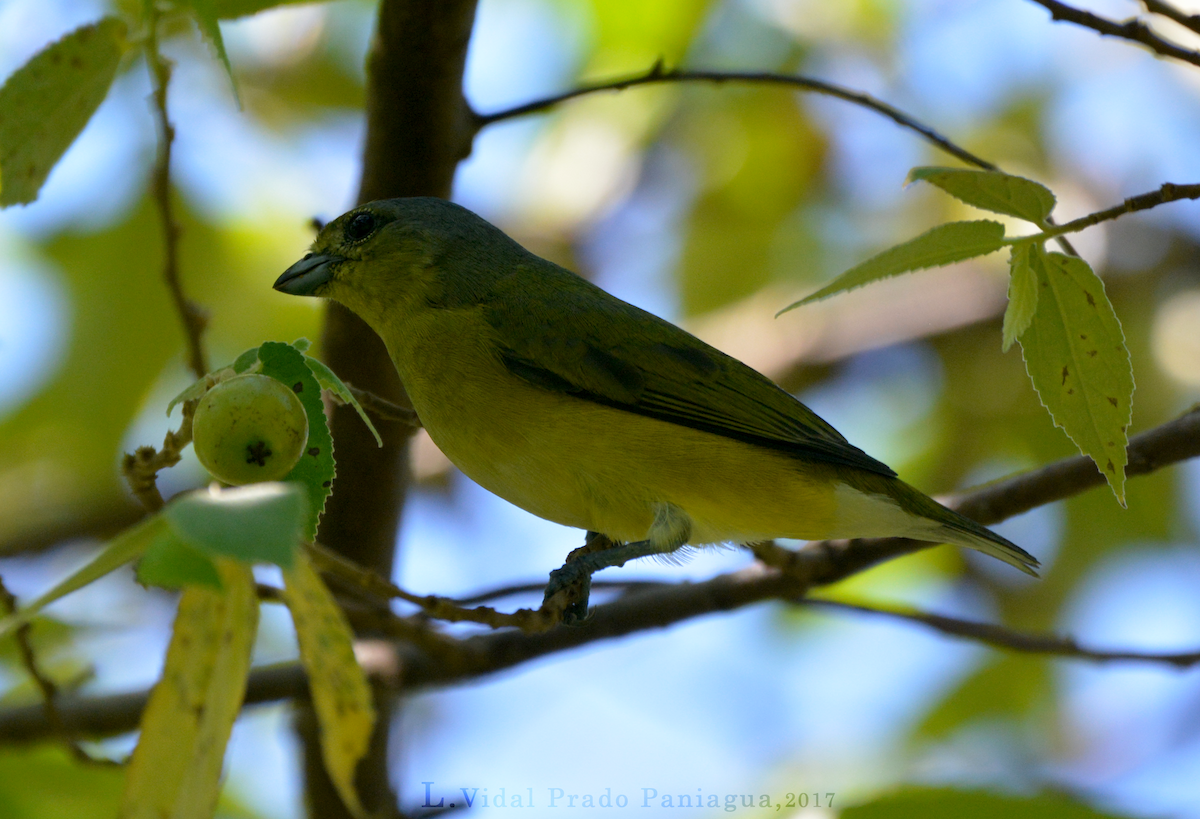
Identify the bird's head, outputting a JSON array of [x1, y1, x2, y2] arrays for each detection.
[[274, 197, 520, 330]]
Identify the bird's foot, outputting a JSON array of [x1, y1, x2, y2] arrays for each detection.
[[542, 533, 664, 626]]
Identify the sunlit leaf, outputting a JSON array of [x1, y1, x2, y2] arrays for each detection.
[[779, 221, 1006, 313], [283, 552, 374, 819], [1002, 243, 1038, 352], [258, 341, 335, 541], [1020, 247, 1133, 503], [120, 560, 258, 819], [0, 18, 127, 206], [136, 529, 223, 590], [0, 516, 164, 640], [163, 482, 306, 569], [909, 166, 1056, 224]]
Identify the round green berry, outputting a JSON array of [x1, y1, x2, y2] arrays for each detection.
[[192, 373, 309, 485]]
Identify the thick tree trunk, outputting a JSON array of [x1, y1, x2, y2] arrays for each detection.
[[299, 1, 478, 815]]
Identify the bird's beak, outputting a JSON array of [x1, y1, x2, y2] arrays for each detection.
[[274, 253, 345, 296]]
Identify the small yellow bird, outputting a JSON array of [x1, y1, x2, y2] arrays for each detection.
[[276, 198, 1037, 613]]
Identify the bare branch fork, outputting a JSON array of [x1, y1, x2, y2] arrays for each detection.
[[1028, 0, 1200, 68], [3, 407, 1198, 743]]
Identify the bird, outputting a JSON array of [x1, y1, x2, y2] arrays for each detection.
[[275, 197, 1038, 617]]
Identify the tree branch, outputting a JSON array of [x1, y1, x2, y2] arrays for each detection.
[[0, 576, 121, 764], [804, 599, 1200, 667], [1142, 0, 1200, 37], [309, 1, 479, 815], [3, 406, 1196, 746], [145, 10, 209, 379], [1020, 181, 1200, 242], [1027, 0, 1200, 68], [474, 64, 998, 172], [471, 63, 1086, 254]]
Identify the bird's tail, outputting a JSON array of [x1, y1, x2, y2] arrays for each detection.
[[930, 510, 1040, 576], [884, 478, 1041, 576]]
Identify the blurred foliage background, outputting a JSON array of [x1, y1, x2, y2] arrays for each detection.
[[1, 0, 1200, 817]]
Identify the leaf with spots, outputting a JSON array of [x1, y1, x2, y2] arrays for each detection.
[[1002, 243, 1038, 352], [283, 552, 374, 819], [120, 560, 258, 819], [778, 221, 1007, 313], [1020, 247, 1134, 503], [908, 166, 1056, 224], [0, 17, 128, 206], [257, 341, 335, 541]]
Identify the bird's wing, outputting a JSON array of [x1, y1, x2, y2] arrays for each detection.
[[485, 265, 897, 477]]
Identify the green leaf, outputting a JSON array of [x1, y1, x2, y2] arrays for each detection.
[[0, 746, 125, 818], [1020, 247, 1134, 503], [0, 17, 128, 207], [1002, 243, 1038, 352], [0, 516, 165, 640], [212, 0, 316, 19], [137, 530, 223, 590], [258, 341, 335, 541], [164, 482, 306, 568], [843, 787, 1134, 819], [232, 346, 262, 373], [121, 561, 258, 819], [916, 655, 1050, 740], [291, 337, 311, 353], [283, 553, 374, 819], [181, 0, 240, 105], [778, 221, 1006, 314], [304, 354, 383, 447], [166, 375, 211, 418], [908, 166, 1057, 224]]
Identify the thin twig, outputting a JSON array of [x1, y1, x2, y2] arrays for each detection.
[[145, 7, 209, 379], [1027, 0, 1200, 67], [1021, 181, 1200, 242], [0, 576, 121, 764], [473, 63, 998, 171], [119, 399, 197, 512], [804, 599, 1200, 667], [472, 63, 1089, 253], [305, 542, 563, 632], [1142, 0, 1200, 36]]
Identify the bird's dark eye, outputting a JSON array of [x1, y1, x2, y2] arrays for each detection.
[[344, 212, 377, 242]]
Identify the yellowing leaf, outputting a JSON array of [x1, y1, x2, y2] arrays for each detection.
[[779, 220, 1006, 314], [283, 552, 374, 819], [908, 166, 1057, 224], [120, 560, 258, 819], [1020, 248, 1134, 503], [1002, 243, 1038, 352], [0, 17, 127, 206], [0, 515, 164, 640]]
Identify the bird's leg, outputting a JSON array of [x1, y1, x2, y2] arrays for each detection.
[[543, 503, 692, 625]]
